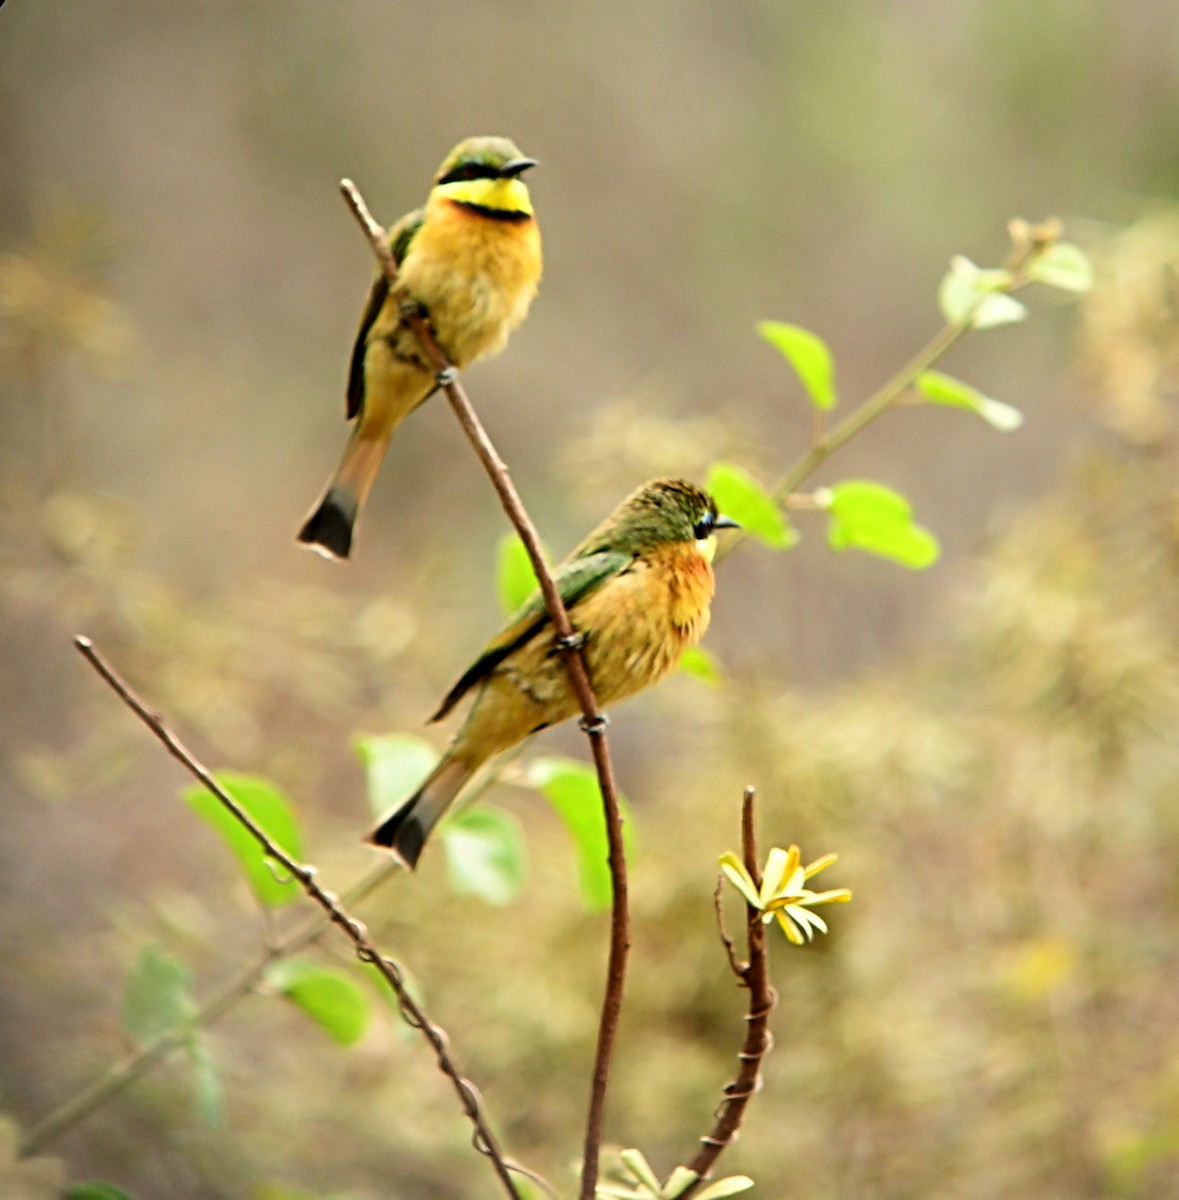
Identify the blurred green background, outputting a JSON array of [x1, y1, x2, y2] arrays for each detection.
[[3, 2, 1179, 1198]]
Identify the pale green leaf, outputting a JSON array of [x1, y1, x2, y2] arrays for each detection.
[[1028, 241, 1093, 293], [497, 532, 549, 616], [525, 756, 635, 911], [66, 1186, 138, 1200], [694, 1176, 755, 1200], [820, 480, 940, 569], [355, 733, 438, 820], [705, 462, 796, 550], [187, 1036, 226, 1126], [182, 773, 303, 908], [678, 644, 723, 686], [973, 292, 1028, 329], [121, 945, 195, 1046], [266, 959, 371, 1045], [620, 1149, 662, 1194], [662, 1167, 701, 1199], [915, 370, 1023, 431], [757, 319, 836, 410], [441, 806, 526, 905], [938, 256, 1022, 328]]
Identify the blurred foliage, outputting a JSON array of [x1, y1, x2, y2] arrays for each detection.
[[3, 202, 1178, 1197], [4, 4, 1179, 1198]]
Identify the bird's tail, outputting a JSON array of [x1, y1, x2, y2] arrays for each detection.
[[297, 428, 391, 560], [365, 754, 474, 868]]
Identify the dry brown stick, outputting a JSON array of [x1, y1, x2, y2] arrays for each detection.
[[72, 635, 542, 1200], [684, 787, 777, 1193], [339, 178, 630, 1200]]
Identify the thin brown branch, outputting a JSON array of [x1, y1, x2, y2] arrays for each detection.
[[684, 788, 777, 1194], [70, 636, 541, 1200], [340, 178, 630, 1200], [713, 877, 745, 979]]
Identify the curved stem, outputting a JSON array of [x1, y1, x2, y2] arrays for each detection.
[[340, 179, 629, 1200], [66, 638, 534, 1200]]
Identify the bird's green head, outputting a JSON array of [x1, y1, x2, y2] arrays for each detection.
[[581, 478, 740, 561], [430, 136, 538, 217]]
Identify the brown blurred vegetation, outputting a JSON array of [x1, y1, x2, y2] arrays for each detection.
[[3, 3, 1179, 1199]]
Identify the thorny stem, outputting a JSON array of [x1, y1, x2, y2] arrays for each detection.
[[340, 178, 629, 1200], [683, 788, 777, 1194], [64, 637, 540, 1200]]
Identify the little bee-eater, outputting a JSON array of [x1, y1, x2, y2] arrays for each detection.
[[367, 479, 738, 868], [299, 135, 542, 559]]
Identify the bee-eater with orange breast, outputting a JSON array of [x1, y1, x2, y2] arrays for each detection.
[[298, 135, 542, 559], [367, 479, 739, 868]]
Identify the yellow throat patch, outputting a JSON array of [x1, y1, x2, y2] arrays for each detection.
[[432, 176, 533, 216]]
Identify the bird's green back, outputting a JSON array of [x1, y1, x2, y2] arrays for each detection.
[[345, 207, 425, 418], [430, 549, 631, 722]]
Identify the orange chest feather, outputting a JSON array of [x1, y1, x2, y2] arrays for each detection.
[[395, 200, 542, 364], [652, 543, 717, 632]]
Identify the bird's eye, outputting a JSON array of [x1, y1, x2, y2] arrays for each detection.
[[693, 512, 716, 540]]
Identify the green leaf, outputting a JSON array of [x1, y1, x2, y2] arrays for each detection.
[[757, 319, 836, 410], [705, 462, 796, 550], [937, 256, 1026, 328], [819, 481, 940, 569], [525, 756, 635, 912], [182, 773, 303, 908], [66, 1184, 138, 1200], [187, 1036, 226, 1126], [914, 370, 1024, 431], [441, 806, 526, 905], [121, 945, 195, 1046], [266, 959, 371, 1046], [1028, 241, 1093, 293], [620, 1148, 662, 1194], [497, 532, 549, 616], [678, 644, 723, 686], [354, 733, 438, 820], [694, 1176, 755, 1200], [663, 1167, 701, 1199]]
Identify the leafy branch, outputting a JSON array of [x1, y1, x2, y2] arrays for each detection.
[[65, 636, 540, 1200], [712, 218, 1092, 568]]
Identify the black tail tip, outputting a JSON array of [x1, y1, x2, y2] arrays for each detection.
[[297, 489, 358, 560], [366, 813, 426, 870]]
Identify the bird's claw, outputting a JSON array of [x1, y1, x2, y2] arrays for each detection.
[[556, 630, 586, 652], [434, 365, 459, 387], [578, 713, 609, 735]]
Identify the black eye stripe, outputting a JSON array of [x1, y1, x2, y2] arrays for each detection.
[[437, 162, 502, 186]]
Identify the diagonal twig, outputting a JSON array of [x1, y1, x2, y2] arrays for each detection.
[[70, 635, 544, 1200], [339, 178, 630, 1200]]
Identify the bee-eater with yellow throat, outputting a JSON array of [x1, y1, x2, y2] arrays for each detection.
[[298, 135, 542, 559], [367, 479, 738, 868]]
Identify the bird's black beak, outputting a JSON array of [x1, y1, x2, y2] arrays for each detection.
[[714, 515, 741, 531], [499, 157, 539, 178]]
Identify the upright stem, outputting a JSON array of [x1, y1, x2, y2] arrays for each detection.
[[339, 179, 630, 1200], [683, 789, 776, 1194]]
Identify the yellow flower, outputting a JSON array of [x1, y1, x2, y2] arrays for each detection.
[[719, 845, 852, 944]]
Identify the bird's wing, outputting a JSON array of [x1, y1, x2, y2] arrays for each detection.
[[429, 550, 633, 722], [345, 207, 425, 419]]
